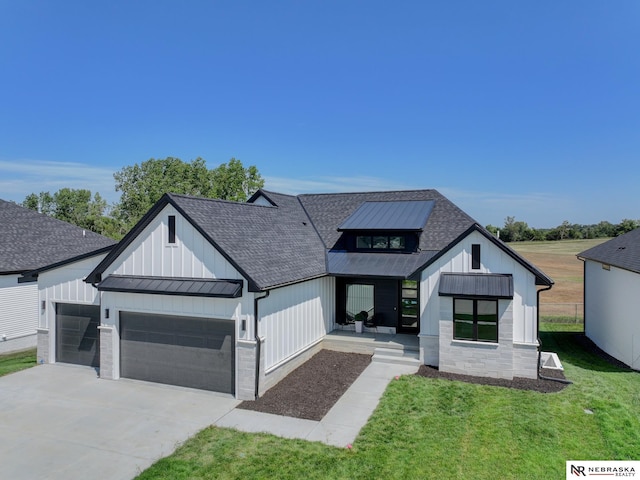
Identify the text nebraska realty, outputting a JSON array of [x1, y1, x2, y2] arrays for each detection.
[[571, 464, 636, 477]]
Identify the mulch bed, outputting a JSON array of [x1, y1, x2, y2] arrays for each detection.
[[238, 349, 372, 421], [415, 365, 569, 393], [237, 335, 634, 422]]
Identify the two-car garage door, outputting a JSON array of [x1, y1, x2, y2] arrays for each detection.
[[119, 312, 235, 394]]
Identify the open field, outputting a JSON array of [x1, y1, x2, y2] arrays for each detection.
[[510, 238, 609, 304], [136, 330, 640, 480]]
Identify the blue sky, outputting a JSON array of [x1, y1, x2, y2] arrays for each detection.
[[1, 1, 638, 228]]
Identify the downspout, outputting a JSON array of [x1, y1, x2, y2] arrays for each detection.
[[536, 284, 573, 384], [253, 291, 270, 399]]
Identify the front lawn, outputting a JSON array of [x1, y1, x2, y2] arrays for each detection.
[[0, 348, 37, 377], [137, 331, 639, 479]]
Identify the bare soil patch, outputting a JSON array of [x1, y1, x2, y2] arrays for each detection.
[[238, 349, 372, 421]]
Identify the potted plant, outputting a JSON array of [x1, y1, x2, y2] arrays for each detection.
[[354, 311, 368, 333]]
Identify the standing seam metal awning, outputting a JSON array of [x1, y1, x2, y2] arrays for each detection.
[[438, 273, 514, 299], [97, 275, 243, 298]]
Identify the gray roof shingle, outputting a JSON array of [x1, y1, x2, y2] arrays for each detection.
[[578, 228, 640, 274], [0, 199, 116, 274], [298, 189, 476, 251]]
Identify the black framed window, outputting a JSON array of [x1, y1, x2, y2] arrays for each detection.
[[454, 298, 498, 342], [168, 215, 176, 244], [472, 244, 481, 269], [356, 235, 406, 251]]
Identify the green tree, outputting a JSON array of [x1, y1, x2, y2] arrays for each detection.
[[210, 157, 264, 202], [501, 216, 533, 242], [113, 156, 264, 230], [615, 219, 639, 236], [22, 189, 109, 234]]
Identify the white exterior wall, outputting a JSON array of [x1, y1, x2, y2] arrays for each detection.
[[261, 276, 335, 371], [585, 260, 640, 370], [107, 204, 242, 280], [419, 230, 540, 377], [0, 275, 38, 353], [36, 254, 107, 363]]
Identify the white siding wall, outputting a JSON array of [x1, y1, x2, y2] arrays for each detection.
[[585, 260, 640, 370], [38, 254, 107, 329], [260, 277, 335, 371], [107, 205, 242, 280], [420, 230, 539, 345], [0, 275, 38, 351]]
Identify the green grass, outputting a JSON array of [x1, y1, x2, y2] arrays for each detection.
[[136, 332, 640, 480], [0, 348, 37, 377], [510, 238, 610, 256]]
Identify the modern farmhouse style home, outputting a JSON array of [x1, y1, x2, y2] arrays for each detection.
[[32, 189, 553, 400], [0, 199, 114, 354], [579, 228, 640, 370]]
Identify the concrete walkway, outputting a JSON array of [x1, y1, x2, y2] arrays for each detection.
[[216, 361, 419, 447]]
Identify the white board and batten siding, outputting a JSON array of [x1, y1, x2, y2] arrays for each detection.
[[107, 204, 241, 280], [260, 277, 335, 372], [585, 260, 640, 370], [38, 254, 108, 329], [0, 275, 38, 352], [100, 205, 253, 335], [420, 230, 539, 345]]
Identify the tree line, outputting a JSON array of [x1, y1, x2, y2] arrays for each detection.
[[486, 216, 640, 242], [22, 157, 264, 240]]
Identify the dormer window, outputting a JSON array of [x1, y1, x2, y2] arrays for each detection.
[[356, 235, 406, 250]]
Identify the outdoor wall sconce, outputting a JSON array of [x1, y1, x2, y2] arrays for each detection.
[[241, 319, 246, 331], [41, 301, 46, 311], [105, 308, 110, 319]]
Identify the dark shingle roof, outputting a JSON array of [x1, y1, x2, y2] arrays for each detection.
[[0, 199, 116, 274], [578, 228, 640, 274], [298, 190, 476, 251], [87, 188, 553, 290]]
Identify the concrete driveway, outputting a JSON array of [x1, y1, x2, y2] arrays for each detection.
[[0, 364, 239, 480]]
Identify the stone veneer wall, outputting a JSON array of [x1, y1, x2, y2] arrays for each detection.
[[512, 342, 539, 379], [98, 325, 115, 380], [439, 299, 515, 380], [419, 334, 439, 366], [36, 328, 49, 364], [236, 339, 259, 401]]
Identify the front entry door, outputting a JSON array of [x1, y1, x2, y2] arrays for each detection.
[[398, 280, 419, 333]]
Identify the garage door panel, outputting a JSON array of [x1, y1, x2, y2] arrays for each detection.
[[56, 304, 100, 367], [120, 312, 235, 393]]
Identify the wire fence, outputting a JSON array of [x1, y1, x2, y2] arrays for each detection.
[[539, 303, 584, 324]]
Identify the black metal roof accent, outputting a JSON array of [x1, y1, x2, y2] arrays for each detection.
[[97, 275, 243, 298], [337, 200, 435, 231], [439, 273, 514, 299], [0, 199, 116, 275], [327, 250, 437, 278], [578, 228, 640, 274]]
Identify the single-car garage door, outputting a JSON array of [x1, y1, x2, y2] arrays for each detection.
[[120, 312, 235, 394], [56, 303, 100, 367]]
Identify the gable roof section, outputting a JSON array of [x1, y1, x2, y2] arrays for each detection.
[[0, 199, 116, 275], [578, 228, 640, 274], [338, 200, 435, 231], [86, 193, 327, 291], [412, 223, 554, 286]]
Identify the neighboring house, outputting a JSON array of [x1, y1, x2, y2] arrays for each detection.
[[578, 229, 640, 370], [33, 189, 553, 400], [0, 199, 115, 354]]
